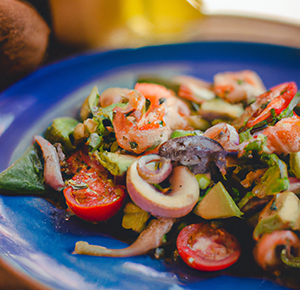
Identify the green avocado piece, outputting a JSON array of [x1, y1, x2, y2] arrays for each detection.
[[44, 117, 79, 153], [193, 181, 243, 219], [253, 191, 300, 240], [290, 152, 300, 178], [95, 151, 137, 176], [252, 158, 289, 198], [80, 86, 100, 120], [0, 144, 46, 195], [171, 130, 202, 139], [199, 98, 244, 121]]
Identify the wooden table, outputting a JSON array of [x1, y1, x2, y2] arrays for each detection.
[[1, 14, 300, 290]]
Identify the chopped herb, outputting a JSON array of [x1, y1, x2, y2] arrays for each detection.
[[129, 141, 138, 149], [159, 98, 166, 104]]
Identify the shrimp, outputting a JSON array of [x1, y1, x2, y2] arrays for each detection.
[[99, 87, 131, 108], [112, 83, 188, 154], [213, 70, 266, 103], [135, 82, 192, 130], [253, 230, 300, 271], [113, 102, 171, 154], [107, 83, 192, 154], [172, 75, 215, 104], [203, 123, 239, 152], [259, 116, 300, 155]]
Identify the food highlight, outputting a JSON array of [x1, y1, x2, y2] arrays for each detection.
[[1, 70, 300, 286]]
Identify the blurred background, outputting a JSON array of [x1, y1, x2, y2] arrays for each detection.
[[2, 0, 300, 92]]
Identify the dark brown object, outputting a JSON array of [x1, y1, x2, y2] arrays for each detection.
[[0, 0, 50, 89]]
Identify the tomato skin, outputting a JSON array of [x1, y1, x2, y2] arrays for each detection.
[[245, 82, 297, 128], [176, 223, 241, 271], [63, 167, 126, 222]]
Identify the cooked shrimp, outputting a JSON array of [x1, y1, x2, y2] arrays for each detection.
[[172, 75, 214, 104], [214, 70, 266, 103], [253, 230, 300, 271], [112, 83, 181, 154], [106, 83, 192, 154], [99, 87, 131, 108], [203, 123, 239, 152], [113, 102, 171, 154], [259, 116, 300, 155], [135, 82, 192, 130]]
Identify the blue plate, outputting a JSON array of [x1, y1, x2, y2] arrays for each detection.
[[0, 42, 297, 290]]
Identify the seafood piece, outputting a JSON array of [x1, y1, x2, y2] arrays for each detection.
[[253, 230, 300, 271], [259, 116, 300, 155], [134, 82, 191, 130], [214, 70, 266, 103], [74, 217, 174, 257], [113, 104, 171, 154], [112, 83, 192, 154], [34, 135, 65, 191], [172, 75, 214, 103], [99, 87, 131, 108], [203, 123, 239, 152]]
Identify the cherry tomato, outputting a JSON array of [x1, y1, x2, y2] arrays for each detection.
[[245, 82, 297, 128], [64, 154, 126, 222], [176, 223, 241, 271]]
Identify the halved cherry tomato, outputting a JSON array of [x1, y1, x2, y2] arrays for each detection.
[[64, 167, 126, 222], [176, 223, 241, 271], [64, 149, 126, 222], [245, 82, 297, 128]]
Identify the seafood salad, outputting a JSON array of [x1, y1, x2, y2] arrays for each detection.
[[1, 69, 300, 288]]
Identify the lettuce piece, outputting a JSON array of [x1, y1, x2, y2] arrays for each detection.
[[94, 151, 137, 176], [0, 144, 46, 195], [252, 155, 289, 198]]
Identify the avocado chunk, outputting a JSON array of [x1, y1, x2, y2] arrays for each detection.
[[44, 117, 79, 153], [171, 129, 202, 139], [253, 191, 300, 240], [198, 98, 244, 121], [80, 86, 99, 120], [122, 202, 150, 233], [95, 151, 137, 176], [0, 144, 46, 195], [290, 152, 300, 178], [193, 181, 243, 219]]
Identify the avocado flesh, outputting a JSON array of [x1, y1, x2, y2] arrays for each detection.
[[290, 151, 300, 179], [193, 181, 243, 219], [253, 191, 300, 240], [0, 144, 46, 195], [44, 117, 79, 153], [122, 202, 150, 233], [95, 151, 137, 176], [80, 86, 99, 120], [198, 98, 244, 121]]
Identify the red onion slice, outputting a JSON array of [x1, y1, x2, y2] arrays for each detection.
[[136, 154, 172, 184], [34, 135, 65, 191]]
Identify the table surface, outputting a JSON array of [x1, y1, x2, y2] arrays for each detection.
[[1, 14, 300, 290]]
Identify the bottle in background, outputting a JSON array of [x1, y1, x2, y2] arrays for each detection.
[[49, 0, 203, 50]]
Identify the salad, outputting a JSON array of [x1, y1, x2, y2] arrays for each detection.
[[1, 70, 300, 288]]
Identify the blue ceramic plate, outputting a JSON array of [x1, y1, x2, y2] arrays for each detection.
[[0, 42, 297, 290]]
